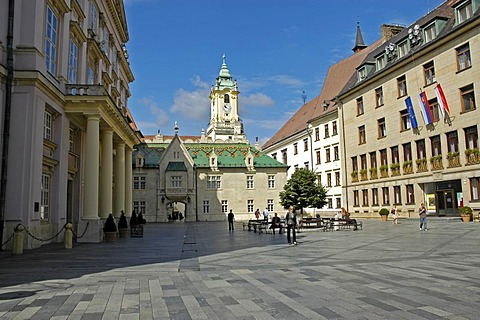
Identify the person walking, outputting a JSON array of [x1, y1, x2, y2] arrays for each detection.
[[285, 206, 297, 245], [254, 208, 260, 220], [228, 209, 235, 231], [263, 207, 270, 222], [419, 203, 427, 231], [391, 205, 399, 224]]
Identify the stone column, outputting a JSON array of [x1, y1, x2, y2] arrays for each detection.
[[99, 128, 113, 219], [125, 147, 133, 217], [83, 115, 100, 219], [113, 142, 125, 217]]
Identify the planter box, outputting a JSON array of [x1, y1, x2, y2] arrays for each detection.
[[131, 225, 144, 237]]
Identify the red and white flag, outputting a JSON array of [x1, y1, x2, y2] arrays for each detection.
[[434, 84, 450, 119]]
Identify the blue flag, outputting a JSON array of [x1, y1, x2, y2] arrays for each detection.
[[404, 96, 418, 129]]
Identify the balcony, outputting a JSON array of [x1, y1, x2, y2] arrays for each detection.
[[351, 171, 359, 183], [465, 148, 480, 165], [416, 158, 428, 172], [65, 84, 106, 96], [430, 155, 443, 170], [447, 152, 461, 168], [402, 161, 413, 174]]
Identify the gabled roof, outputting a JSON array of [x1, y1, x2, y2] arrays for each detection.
[[262, 37, 383, 150], [134, 142, 288, 169]]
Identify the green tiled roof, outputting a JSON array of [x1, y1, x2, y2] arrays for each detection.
[[133, 142, 288, 169]]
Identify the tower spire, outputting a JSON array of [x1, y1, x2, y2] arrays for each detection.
[[353, 21, 367, 53]]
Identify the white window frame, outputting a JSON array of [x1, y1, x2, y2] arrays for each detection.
[[133, 200, 146, 215], [207, 175, 221, 189], [267, 199, 274, 212], [247, 199, 254, 213], [456, 0, 473, 24], [246, 175, 254, 189], [397, 40, 409, 58], [203, 200, 210, 214], [221, 200, 228, 213], [171, 176, 182, 188], [423, 22, 437, 43], [133, 176, 146, 190], [268, 175, 275, 189], [45, 6, 58, 74], [41, 173, 51, 220], [44, 110, 52, 141]]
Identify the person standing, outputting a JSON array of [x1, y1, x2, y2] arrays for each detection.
[[391, 205, 399, 225], [228, 209, 235, 231], [254, 208, 260, 220], [263, 207, 270, 221], [419, 203, 427, 231], [285, 206, 297, 244]]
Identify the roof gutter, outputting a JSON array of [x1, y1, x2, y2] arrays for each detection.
[[0, 0, 14, 250]]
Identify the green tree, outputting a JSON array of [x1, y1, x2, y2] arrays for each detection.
[[279, 168, 327, 212]]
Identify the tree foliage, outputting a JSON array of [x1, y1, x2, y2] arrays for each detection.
[[279, 168, 327, 210]]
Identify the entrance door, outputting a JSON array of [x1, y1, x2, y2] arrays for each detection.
[[436, 189, 456, 216]]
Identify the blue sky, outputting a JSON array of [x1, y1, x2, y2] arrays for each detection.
[[124, 0, 443, 145]]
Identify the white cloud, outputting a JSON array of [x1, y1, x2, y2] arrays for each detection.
[[269, 74, 304, 87], [170, 76, 210, 121], [138, 96, 169, 131], [242, 93, 274, 108]]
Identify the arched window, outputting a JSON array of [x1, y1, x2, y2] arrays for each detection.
[[224, 94, 230, 103]]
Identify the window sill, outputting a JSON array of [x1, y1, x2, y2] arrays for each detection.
[[423, 81, 437, 89], [460, 108, 476, 114], [397, 94, 407, 99], [456, 65, 472, 74]]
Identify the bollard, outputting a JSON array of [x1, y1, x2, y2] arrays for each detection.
[[12, 224, 24, 255], [64, 223, 73, 249]]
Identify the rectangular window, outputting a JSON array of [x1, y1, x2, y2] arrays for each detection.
[[293, 143, 298, 155], [400, 110, 411, 131], [267, 199, 274, 212], [328, 198, 333, 209], [281, 149, 287, 164], [446, 131, 459, 153], [460, 84, 476, 112], [406, 184, 415, 204], [45, 6, 58, 74], [391, 146, 399, 164], [456, 0, 473, 24], [423, 61, 436, 86], [424, 22, 437, 43], [303, 138, 309, 151], [370, 152, 377, 168], [246, 175, 254, 189], [403, 142, 412, 161], [221, 200, 228, 213], [372, 188, 379, 206], [397, 75, 407, 97], [398, 40, 409, 58], [171, 176, 182, 188], [89, 0, 98, 33], [68, 39, 78, 83], [431, 135, 441, 156], [334, 146, 339, 161], [360, 154, 367, 170], [203, 200, 210, 214], [304, 162, 309, 170], [376, 55, 386, 70], [87, 64, 95, 84], [133, 200, 146, 215], [358, 67, 367, 81], [353, 191, 359, 206], [133, 176, 146, 190], [375, 87, 384, 107], [358, 125, 366, 144], [380, 149, 388, 166], [382, 187, 390, 205], [268, 175, 275, 189], [173, 151, 180, 159], [464, 126, 478, 149], [44, 110, 52, 141], [247, 199, 254, 213], [332, 121, 338, 135], [335, 171, 340, 186], [316, 150, 321, 164], [324, 124, 330, 138], [326, 148, 331, 162], [327, 173, 332, 187], [393, 186, 401, 204], [362, 189, 369, 206], [429, 98, 441, 122], [41, 173, 50, 220], [416, 139, 426, 159], [336, 198, 341, 209], [456, 43, 471, 71], [356, 97, 364, 115], [315, 127, 320, 141], [470, 177, 479, 200], [316, 174, 321, 185], [351, 156, 358, 172], [378, 118, 386, 138], [207, 175, 221, 189]]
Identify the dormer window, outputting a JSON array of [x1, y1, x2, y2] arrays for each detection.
[[423, 22, 437, 43], [397, 40, 409, 58], [455, 0, 473, 24], [357, 67, 367, 81], [376, 54, 386, 71]]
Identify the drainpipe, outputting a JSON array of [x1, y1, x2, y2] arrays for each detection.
[[0, 0, 15, 250]]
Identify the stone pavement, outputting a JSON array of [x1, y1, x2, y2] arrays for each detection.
[[0, 218, 479, 320]]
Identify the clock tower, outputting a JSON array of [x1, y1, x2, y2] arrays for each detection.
[[206, 54, 246, 142]]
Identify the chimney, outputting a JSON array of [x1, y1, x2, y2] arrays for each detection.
[[381, 24, 405, 43]]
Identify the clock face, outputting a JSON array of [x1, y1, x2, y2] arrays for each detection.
[[223, 103, 231, 113]]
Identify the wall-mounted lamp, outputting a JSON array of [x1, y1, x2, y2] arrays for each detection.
[[161, 196, 165, 203]]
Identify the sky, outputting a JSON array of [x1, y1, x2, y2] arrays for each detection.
[[123, 0, 444, 146]]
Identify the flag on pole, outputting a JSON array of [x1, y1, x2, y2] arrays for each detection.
[[434, 84, 450, 119], [404, 96, 418, 129], [418, 91, 433, 125]]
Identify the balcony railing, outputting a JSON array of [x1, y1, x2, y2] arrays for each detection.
[[447, 152, 461, 168], [369, 167, 378, 179], [390, 163, 400, 176], [65, 84, 106, 96], [379, 166, 389, 178], [402, 161, 413, 174], [351, 171, 359, 183], [360, 169, 368, 181], [416, 158, 428, 172], [465, 148, 480, 165], [430, 155, 443, 170]]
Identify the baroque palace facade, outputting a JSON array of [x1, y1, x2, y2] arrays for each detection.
[[0, 0, 141, 249], [132, 57, 288, 223], [338, 0, 480, 217]]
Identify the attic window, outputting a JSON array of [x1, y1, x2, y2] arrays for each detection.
[[455, 0, 473, 24], [376, 54, 386, 71], [397, 39, 409, 58], [423, 22, 437, 43], [357, 67, 367, 81]]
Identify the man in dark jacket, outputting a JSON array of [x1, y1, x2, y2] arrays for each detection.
[[285, 206, 297, 244]]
